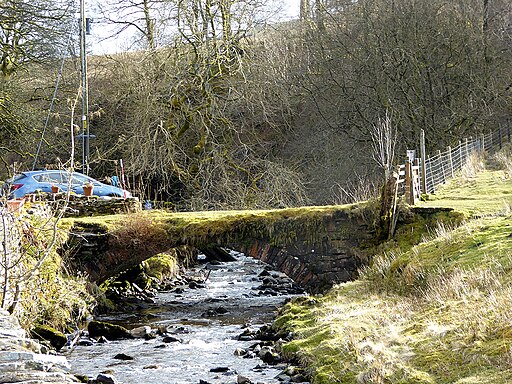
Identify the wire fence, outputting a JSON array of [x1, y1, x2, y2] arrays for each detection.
[[399, 123, 512, 204]]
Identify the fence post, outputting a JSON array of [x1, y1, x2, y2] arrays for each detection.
[[427, 155, 435, 193], [420, 129, 427, 194], [458, 140, 462, 171], [405, 150, 416, 205], [447, 146, 454, 178], [508, 120, 511, 143], [481, 134, 485, 151], [438, 150, 446, 184], [465, 138, 469, 162], [498, 127, 502, 149], [414, 158, 421, 201]]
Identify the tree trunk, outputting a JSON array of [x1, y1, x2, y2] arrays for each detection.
[[300, 0, 310, 20], [143, 0, 155, 50], [377, 174, 398, 241]]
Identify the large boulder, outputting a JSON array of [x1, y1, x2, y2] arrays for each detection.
[[87, 321, 133, 340], [30, 325, 67, 350]]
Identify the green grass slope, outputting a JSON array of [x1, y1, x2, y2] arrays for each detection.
[[275, 155, 512, 384]]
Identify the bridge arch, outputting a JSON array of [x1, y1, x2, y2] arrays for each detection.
[[63, 206, 379, 293]]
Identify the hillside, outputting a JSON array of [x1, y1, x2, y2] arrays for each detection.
[[274, 154, 512, 383]]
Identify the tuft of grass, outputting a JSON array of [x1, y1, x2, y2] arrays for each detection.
[[492, 143, 512, 178], [461, 152, 486, 179]]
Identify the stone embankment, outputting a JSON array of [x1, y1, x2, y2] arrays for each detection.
[[0, 309, 77, 384]]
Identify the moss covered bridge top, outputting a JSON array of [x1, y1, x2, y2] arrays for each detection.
[[63, 204, 381, 291], [62, 202, 456, 292]]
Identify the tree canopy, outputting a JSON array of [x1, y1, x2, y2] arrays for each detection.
[[1, 0, 511, 207]]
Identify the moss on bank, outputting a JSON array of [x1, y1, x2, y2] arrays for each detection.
[[274, 165, 512, 383], [1, 213, 94, 332]]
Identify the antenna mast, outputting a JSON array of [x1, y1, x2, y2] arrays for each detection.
[[79, 0, 90, 175]]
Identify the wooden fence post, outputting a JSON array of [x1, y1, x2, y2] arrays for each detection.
[[458, 140, 462, 170], [438, 150, 446, 184], [427, 155, 435, 193], [498, 127, 502, 149], [420, 129, 427, 194], [447, 146, 454, 178], [405, 150, 416, 205], [465, 138, 469, 162]]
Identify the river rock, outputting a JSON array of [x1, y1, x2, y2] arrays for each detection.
[[94, 373, 119, 384], [31, 324, 68, 351], [256, 325, 290, 342], [113, 353, 134, 360], [276, 373, 292, 382], [237, 374, 252, 383], [168, 326, 190, 334], [210, 366, 229, 372], [188, 281, 205, 289], [77, 337, 95, 346], [237, 328, 257, 341], [87, 321, 133, 340], [258, 346, 281, 364], [0, 309, 79, 384], [162, 335, 182, 343], [202, 306, 228, 317], [143, 364, 161, 369], [129, 325, 152, 338]]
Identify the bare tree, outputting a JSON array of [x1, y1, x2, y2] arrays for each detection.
[[370, 111, 397, 180], [0, 0, 74, 78]]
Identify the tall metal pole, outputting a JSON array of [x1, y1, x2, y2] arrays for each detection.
[[79, 0, 90, 175]]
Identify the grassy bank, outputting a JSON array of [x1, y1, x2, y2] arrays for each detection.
[[1, 213, 93, 332], [275, 154, 512, 383]]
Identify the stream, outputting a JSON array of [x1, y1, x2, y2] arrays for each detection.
[[66, 251, 304, 384]]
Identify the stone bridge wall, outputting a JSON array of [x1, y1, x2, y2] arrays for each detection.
[[236, 210, 373, 292], [64, 206, 457, 293], [65, 207, 375, 293]]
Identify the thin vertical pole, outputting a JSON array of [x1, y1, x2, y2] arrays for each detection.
[[405, 160, 413, 205], [80, 0, 90, 175], [414, 158, 420, 202], [458, 140, 462, 171], [465, 138, 469, 163], [438, 150, 446, 184], [420, 129, 427, 194], [447, 146, 454, 178]]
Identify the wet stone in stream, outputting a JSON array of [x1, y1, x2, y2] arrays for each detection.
[[66, 252, 308, 384]]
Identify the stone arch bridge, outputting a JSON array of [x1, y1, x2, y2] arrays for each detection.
[[63, 205, 451, 292]]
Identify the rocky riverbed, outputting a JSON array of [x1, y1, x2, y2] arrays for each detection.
[[0, 252, 310, 384], [67, 252, 310, 384]]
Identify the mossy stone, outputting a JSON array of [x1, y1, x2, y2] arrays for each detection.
[[31, 325, 67, 350], [87, 320, 133, 340]]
